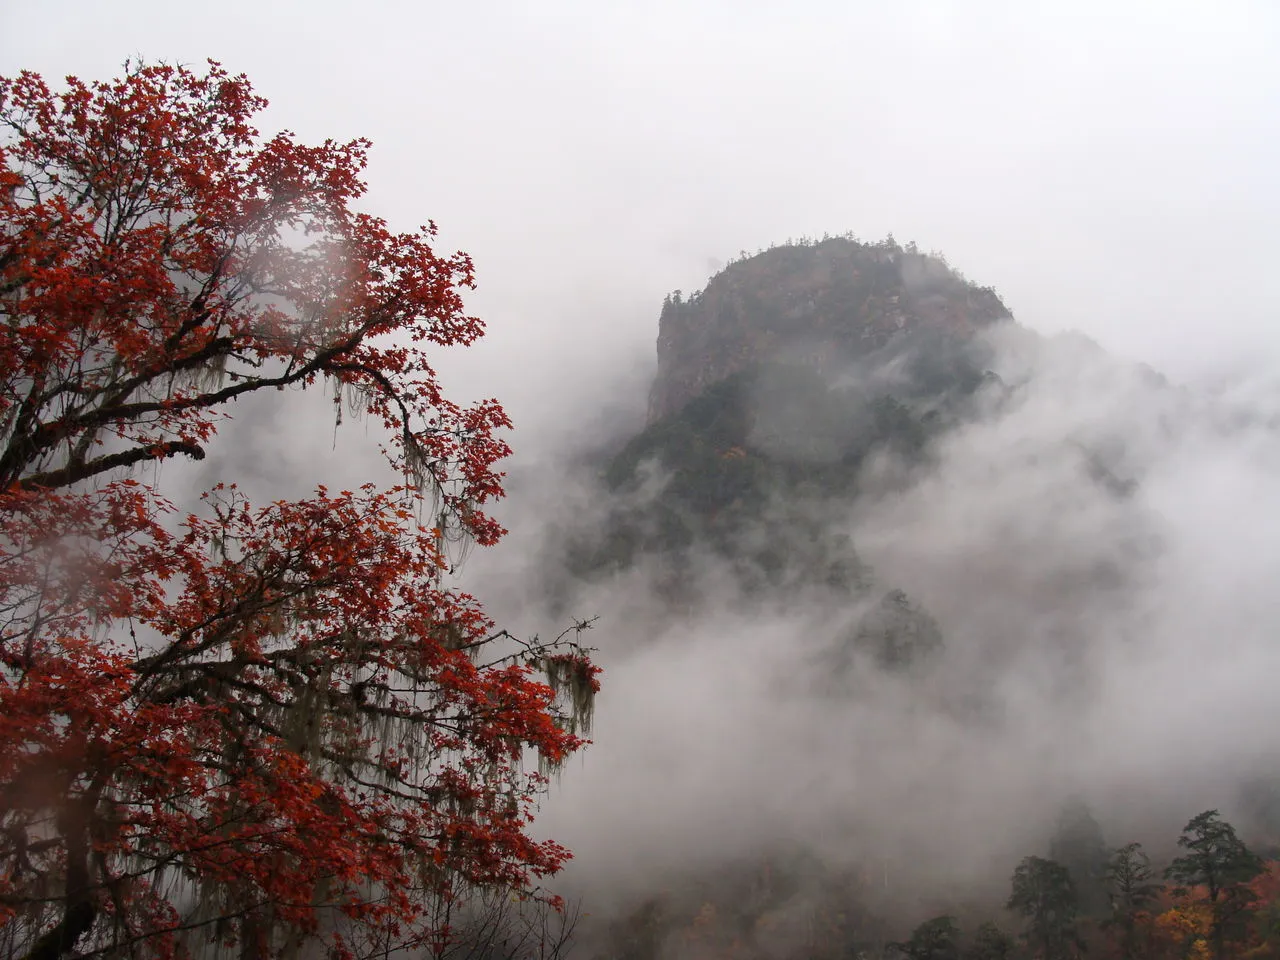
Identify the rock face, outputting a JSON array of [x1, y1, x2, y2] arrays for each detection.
[[577, 235, 1014, 594], [647, 236, 1012, 423]]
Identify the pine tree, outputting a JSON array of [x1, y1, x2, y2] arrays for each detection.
[[1008, 856, 1084, 960], [894, 916, 961, 960], [1166, 811, 1264, 960], [1104, 842, 1163, 960], [967, 921, 1015, 960]]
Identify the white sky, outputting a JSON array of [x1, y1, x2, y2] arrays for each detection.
[[4, 0, 1278, 431]]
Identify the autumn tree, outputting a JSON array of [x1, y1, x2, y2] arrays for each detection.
[[1008, 856, 1084, 960], [1104, 842, 1163, 960], [1242, 862, 1280, 960], [0, 60, 598, 959], [1150, 899, 1212, 960], [1166, 811, 1264, 960]]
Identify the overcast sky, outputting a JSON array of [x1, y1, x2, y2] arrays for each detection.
[[3, 0, 1278, 436]]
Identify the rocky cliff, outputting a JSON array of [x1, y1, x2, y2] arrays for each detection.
[[647, 235, 1012, 423]]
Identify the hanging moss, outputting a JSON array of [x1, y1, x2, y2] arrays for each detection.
[[541, 654, 599, 739]]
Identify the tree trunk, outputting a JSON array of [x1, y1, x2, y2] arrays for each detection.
[[23, 795, 98, 960]]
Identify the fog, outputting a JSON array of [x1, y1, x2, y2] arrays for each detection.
[[4, 0, 1279, 952], [445, 312, 1279, 940]]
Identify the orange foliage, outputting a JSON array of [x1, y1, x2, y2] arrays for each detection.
[[1152, 901, 1213, 960], [1241, 862, 1280, 960], [1149, 865, 1280, 960]]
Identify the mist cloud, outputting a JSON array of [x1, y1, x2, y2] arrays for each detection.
[[464, 317, 1280, 947]]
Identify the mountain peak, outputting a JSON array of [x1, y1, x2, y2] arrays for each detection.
[[648, 235, 1012, 423]]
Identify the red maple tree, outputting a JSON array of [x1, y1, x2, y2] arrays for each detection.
[[0, 61, 598, 959]]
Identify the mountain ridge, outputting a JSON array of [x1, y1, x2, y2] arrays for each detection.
[[648, 235, 1013, 424]]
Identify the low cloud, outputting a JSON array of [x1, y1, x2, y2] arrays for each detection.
[[464, 318, 1280, 947]]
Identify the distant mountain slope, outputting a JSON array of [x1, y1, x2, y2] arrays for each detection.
[[552, 237, 1029, 681], [560, 236, 1150, 649], [580, 330, 1002, 594]]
